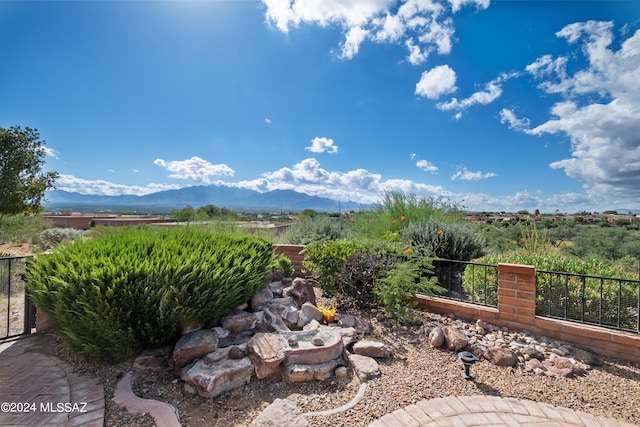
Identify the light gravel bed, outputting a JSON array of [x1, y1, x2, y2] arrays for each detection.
[[43, 306, 640, 427]]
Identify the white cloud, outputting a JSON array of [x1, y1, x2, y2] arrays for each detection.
[[262, 0, 489, 63], [340, 26, 369, 59], [43, 147, 58, 158], [405, 38, 430, 65], [415, 64, 457, 99], [499, 108, 531, 131], [447, 0, 489, 13], [265, 118, 272, 124], [451, 167, 496, 181], [416, 159, 439, 172], [305, 136, 339, 153], [55, 174, 180, 196], [437, 72, 517, 115], [153, 156, 235, 184], [523, 21, 640, 205]]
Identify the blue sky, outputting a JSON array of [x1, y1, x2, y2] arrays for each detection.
[[2, 1, 639, 213]]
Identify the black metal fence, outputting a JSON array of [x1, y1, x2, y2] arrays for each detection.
[[433, 259, 499, 307], [536, 270, 640, 333], [0, 256, 36, 340]]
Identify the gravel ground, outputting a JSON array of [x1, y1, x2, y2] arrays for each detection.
[[41, 306, 640, 427]]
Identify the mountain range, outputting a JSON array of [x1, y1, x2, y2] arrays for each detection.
[[44, 185, 366, 214]]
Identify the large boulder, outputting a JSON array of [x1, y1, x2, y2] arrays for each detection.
[[283, 359, 341, 382], [247, 333, 286, 379], [250, 398, 310, 427], [172, 329, 219, 368], [443, 326, 468, 352], [429, 327, 445, 348], [221, 310, 258, 334], [297, 302, 323, 328], [347, 353, 380, 382], [181, 355, 255, 398], [487, 346, 517, 367], [283, 278, 316, 307], [352, 339, 391, 358]]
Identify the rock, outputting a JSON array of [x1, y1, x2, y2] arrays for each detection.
[[283, 359, 340, 382], [303, 319, 321, 331], [221, 310, 258, 333], [443, 326, 468, 352], [250, 398, 310, 427], [251, 287, 274, 309], [337, 314, 372, 335], [262, 307, 291, 332], [429, 327, 445, 348], [522, 346, 545, 361], [181, 356, 255, 398], [133, 346, 173, 371], [283, 277, 316, 307], [297, 302, 323, 328], [335, 366, 348, 378], [352, 339, 391, 358], [348, 353, 380, 382], [266, 281, 285, 297], [218, 330, 253, 348], [487, 346, 517, 367], [574, 349, 603, 366], [172, 329, 219, 368], [526, 358, 546, 371], [227, 346, 246, 359], [247, 333, 286, 379]]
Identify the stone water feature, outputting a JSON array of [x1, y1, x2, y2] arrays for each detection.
[[134, 277, 387, 399]]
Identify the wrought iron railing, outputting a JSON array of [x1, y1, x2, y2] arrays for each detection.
[[432, 259, 499, 307], [536, 270, 640, 333], [0, 256, 35, 340]]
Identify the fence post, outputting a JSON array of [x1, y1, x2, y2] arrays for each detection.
[[497, 263, 536, 326]]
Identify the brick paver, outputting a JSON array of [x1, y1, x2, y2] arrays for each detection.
[[0, 335, 104, 426], [369, 395, 639, 427]]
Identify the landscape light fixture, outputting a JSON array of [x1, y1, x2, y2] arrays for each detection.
[[458, 351, 478, 380]]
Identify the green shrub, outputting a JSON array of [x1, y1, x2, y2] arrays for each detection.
[[26, 226, 273, 363], [400, 218, 485, 261], [338, 250, 401, 309], [302, 239, 363, 297], [39, 227, 87, 248], [276, 215, 349, 245], [273, 253, 294, 278], [375, 257, 445, 324]]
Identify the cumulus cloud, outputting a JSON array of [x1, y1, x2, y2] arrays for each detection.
[[451, 167, 496, 181], [256, 157, 446, 203], [55, 174, 180, 196], [262, 0, 489, 64], [265, 118, 272, 124], [523, 21, 640, 205], [153, 156, 235, 184], [305, 136, 339, 153], [415, 64, 457, 99], [437, 72, 517, 116], [499, 108, 531, 131], [416, 159, 439, 172], [43, 146, 58, 158]]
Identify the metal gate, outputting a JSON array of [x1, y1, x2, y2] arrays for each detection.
[[1, 256, 36, 340]]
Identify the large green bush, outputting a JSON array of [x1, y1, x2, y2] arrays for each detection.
[[400, 218, 485, 260], [26, 226, 273, 363]]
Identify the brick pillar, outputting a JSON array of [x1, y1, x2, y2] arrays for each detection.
[[497, 263, 536, 327]]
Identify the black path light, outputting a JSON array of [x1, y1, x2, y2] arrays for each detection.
[[458, 351, 478, 380]]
